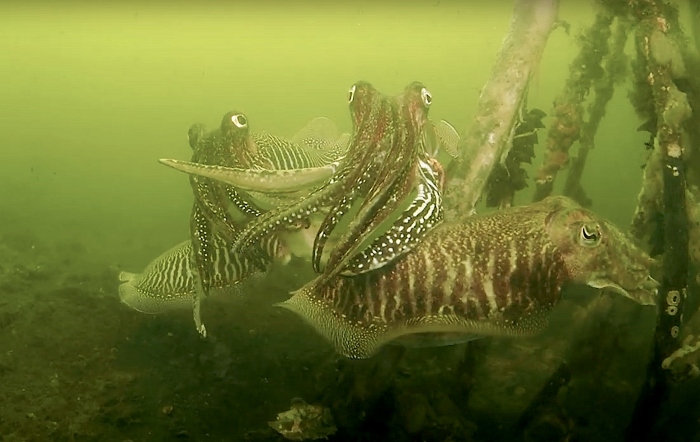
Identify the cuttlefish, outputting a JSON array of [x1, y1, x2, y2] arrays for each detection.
[[277, 196, 659, 359], [145, 116, 348, 334], [162, 116, 350, 210], [118, 234, 281, 314], [206, 82, 447, 288]]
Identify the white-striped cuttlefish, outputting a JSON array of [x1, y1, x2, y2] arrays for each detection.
[[130, 116, 348, 335]]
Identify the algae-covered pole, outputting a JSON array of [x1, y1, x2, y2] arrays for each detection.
[[443, 0, 559, 222], [625, 0, 692, 439], [532, 9, 615, 203], [563, 19, 629, 207]]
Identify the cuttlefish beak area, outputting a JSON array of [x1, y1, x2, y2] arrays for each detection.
[[158, 158, 335, 193], [545, 197, 659, 306]]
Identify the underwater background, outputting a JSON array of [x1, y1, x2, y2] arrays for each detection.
[[1, 0, 699, 441], [2, 0, 666, 268]]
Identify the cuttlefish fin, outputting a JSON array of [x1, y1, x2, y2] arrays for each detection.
[[334, 133, 351, 152], [431, 119, 461, 159], [291, 117, 339, 148], [118, 281, 193, 314], [159, 159, 335, 193], [292, 117, 350, 157], [277, 278, 548, 359], [276, 283, 384, 359]]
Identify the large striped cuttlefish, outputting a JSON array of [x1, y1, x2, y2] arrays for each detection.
[[277, 196, 659, 359]]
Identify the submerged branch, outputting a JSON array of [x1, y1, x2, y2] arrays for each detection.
[[563, 19, 630, 207], [532, 9, 615, 202], [442, 0, 559, 221], [625, 0, 692, 439]]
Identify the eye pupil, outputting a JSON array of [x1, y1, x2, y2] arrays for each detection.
[[582, 225, 598, 241], [421, 88, 433, 106], [348, 85, 357, 103], [232, 114, 247, 128]]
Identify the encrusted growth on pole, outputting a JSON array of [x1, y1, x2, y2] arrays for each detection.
[[633, 0, 691, 355], [532, 10, 615, 202], [625, 0, 692, 439], [563, 19, 630, 206]]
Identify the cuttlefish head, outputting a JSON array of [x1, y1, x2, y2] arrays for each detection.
[[308, 81, 435, 276], [160, 112, 339, 194], [346, 81, 433, 162], [398, 81, 434, 149], [219, 111, 260, 167], [544, 196, 659, 306]]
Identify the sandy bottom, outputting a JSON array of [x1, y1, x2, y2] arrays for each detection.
[[0, 232, 698, 442]]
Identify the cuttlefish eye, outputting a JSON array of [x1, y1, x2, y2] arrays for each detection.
[[421, 88, 433, 107], [348, 84, 357, 103], [579, 223, 601, 247], [231, 114, 248, 128]]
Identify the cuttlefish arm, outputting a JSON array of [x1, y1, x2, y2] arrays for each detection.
[[159, 158, 337, 193]]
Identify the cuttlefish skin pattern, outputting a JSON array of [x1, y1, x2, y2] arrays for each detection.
[[179, 113, 350, 272], [186, 112, 350, 284], [163, 114, 349, 335], [118, 233, 283, 315], [232, 81, 442, 286], [187, 113, 264, 304], [279, 196, 658, 359], [163, 116, 348, 198]]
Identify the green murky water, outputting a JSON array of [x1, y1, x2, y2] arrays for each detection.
[[1, 1, 700, 441]]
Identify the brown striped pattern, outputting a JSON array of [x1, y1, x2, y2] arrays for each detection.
[[230, 82, 437, 288], [319, 207, 568, 328], [280, 196, 658, 358]]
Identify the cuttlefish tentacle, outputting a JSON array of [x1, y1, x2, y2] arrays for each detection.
[[312, 83, 437, 285], [315, 163, 415, 284], [227, 83, 391, 260], [189, 204, 217, 336], [341, 155, 444, 275], [277, 196, 659, 359], [310, 91, 399, 273], [178, 113, 280, 333], [229, 82, 439, 282], [185, 115, 252, 315], [188, 166, 271, 322], [159, 159, 337, 193], [311, 193, 354, 273], [190, 175, 245, 242], [224, 185, 264, 218], [163, 112, 349, 334], [187, 185, 277, 335], [230, 168, 353, 259]]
